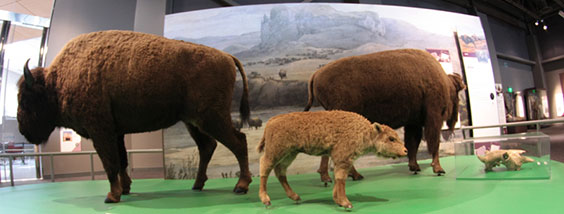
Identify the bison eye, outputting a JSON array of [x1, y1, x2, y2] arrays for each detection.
[[389, 137, 395, 142]]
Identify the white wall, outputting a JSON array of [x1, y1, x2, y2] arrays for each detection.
[[134, 0, 165, 36], [45, 0, 137, 66], [546, 69, 564, 118]]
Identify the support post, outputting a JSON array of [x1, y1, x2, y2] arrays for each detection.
[[49, 154, 54, 182], [9, 156, 14, 186], [128, 152, 132, 178], [90, 153, 94, 180]]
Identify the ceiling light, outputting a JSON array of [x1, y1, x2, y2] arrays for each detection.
[[543, 25, 548, 30], [535, 20, 539, 26]]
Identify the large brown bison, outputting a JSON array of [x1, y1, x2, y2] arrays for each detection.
[[304, 49, 465, 182], [17, 30, 252, 203]]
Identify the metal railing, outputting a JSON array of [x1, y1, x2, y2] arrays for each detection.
[[0, 149, 163, 186], [460, 118, 564, 139]]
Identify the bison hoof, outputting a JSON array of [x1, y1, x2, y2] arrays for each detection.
[[350, 174, 364, 181], [122, 190, 130, 195], [104, 197, 119, 203], [192, 186, 204, 191], [339, 204, 353, 210], [433, 168, 446, 175], [321, 177, 332, 184], [233, 187, 248, 194], [263, 201, 272, 207], [104, 193, 120, 203]]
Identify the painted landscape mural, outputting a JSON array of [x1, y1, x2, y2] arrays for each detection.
[[163, 3, 483, 179]]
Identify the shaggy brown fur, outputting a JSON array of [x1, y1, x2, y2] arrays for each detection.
[[304, 49, 466, 181], [257, 110, 407, 209], [17, 30, 251, 203]]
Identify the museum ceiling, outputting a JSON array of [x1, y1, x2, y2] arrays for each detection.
[[0, 0, 53, 42], [208, 0, 564, 29]]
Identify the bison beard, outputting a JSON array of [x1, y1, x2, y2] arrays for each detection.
[[304, 49, 466, 181], [17, 30, 252, 203]]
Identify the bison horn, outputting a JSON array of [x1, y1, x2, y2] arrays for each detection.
[[23, 59, 34, 87]]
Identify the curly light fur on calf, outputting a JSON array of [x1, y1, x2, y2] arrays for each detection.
[[17, 30, 251, 203], [304, 49, 466, 181], [257, 110, 407, 209]]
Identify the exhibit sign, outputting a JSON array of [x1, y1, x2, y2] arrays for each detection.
[[426, 48, 454, 75], [163, 3, 493, 179], [457, 29, 501, 137], [426, 48, 461, 130], [60, 128, 81, 152], [474, 142, 501, 156]]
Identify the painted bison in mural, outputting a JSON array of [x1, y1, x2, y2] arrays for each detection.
[[304, 49, 466, 182], [248, 117, 263, 129], [257, 110, 407, 208], [232, 118, 243, 131], [17, 30, 252, 203], [278, 69, 287, 80]]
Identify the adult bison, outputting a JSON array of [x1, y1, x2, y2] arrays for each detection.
[[17, 30, 252, 203], [304, 49, 465, 182], [248, 117, 263, 129]]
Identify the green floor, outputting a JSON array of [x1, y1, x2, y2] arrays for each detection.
[[1, 156, 562, 214]]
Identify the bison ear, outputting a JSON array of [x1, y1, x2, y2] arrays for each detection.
[[372, 122, 382, 133], [23, 59, 34, 87]]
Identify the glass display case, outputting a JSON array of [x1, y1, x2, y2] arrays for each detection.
[[455, 132, 550, 180]]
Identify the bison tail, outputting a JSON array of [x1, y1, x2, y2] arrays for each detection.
[[304, 72, 316, 111], [232, 56, 250, 125], [256, 135, 266, 153]]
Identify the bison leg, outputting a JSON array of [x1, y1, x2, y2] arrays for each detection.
[[117, 135, 132, 195], [347, 166, 364, 181], [424, 122, 445, 175], [259, 155, 274, 207], [274, 153, 300, 202], [197, 113, 252, 194], [404, 125, 423, 173], [186, 124, 217, 191], [317, 156, 332, 185], [332, 162, 352, 209], [92, 135, 122, 203]]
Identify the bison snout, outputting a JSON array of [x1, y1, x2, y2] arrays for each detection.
[[401, 148, 408, 156]]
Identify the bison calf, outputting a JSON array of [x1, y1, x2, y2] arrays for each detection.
[[257, 110, 407, 209]]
